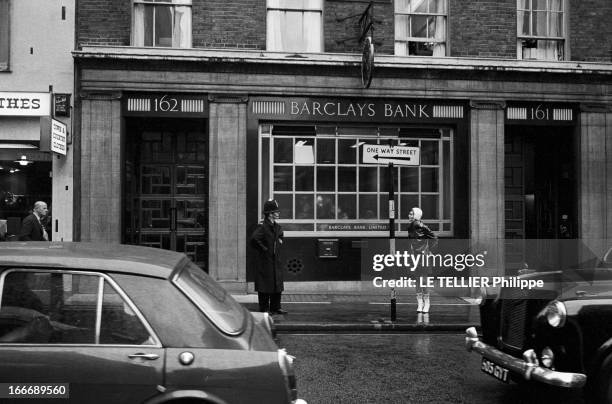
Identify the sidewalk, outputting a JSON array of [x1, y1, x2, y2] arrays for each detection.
[[234, 292, 480, 332]]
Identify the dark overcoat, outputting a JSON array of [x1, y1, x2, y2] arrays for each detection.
[[18, 214, 45, 241], [250, 219, 284, 293], [406, 219, 437, 253], [407, 219, 438, 277]]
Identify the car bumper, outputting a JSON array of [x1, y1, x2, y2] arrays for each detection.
[[465, 327, 586, 388]]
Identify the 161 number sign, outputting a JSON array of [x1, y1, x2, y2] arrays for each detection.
[[529, 104, 550, 120]]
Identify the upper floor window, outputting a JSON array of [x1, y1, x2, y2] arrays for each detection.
[[266, 0, 323, 53], [0, 0, 9, 70], [394, 0, 447, 56], [132, 0, 192, 48], [517, 0, 565, 60]]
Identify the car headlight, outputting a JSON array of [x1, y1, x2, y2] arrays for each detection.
[[541, 347, 554, 369], [278, 348, 298, 402], [545, 301, 567, 328]]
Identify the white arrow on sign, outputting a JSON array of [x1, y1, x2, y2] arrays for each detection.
[[362, 144, 420, 166]]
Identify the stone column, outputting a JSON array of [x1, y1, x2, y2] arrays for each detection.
[[52, 136, 74, 242], [469, 100, 506, 275], [79, 92, 122, 243], [208, 94, 248, 293], [579, 104, 612, 252]]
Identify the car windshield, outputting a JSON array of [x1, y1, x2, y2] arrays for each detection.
[[173, 261, 246, 335]]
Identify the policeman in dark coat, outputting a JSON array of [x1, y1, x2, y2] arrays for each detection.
[[250, 199, 286, 314]]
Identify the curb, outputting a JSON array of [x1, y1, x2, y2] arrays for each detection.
[[275, 322, 478, 333]]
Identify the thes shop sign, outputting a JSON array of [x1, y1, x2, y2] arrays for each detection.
[[251, 98, 465, 122], [0, 92, 51, 116]]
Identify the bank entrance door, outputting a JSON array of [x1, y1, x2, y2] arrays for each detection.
[[124, 118, 208, 270], [504, 126, 575, 272]]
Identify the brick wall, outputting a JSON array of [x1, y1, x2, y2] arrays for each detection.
[[449, 0, 516, 59], [77, 0, 130, 47], [76, 0, 392, 53], [77, 0, 266, 49], [324, 0, 394, 55], [193, 0, 265, 49], [569, 0, 612, 62], [76, 0, 612, 62]]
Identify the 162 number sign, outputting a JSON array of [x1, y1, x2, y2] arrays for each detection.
[[153, 95, 180, 112]]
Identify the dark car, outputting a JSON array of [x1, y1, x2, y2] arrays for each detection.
[[465, 245, 612, 403], [0, 242, 307, 404]]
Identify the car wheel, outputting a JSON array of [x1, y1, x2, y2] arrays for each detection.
[[595, 353, 612, 404]]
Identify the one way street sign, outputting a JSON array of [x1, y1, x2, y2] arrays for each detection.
[[362, 144, 420, 166]]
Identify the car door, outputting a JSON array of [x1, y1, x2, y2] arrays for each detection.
[[0, 269, 165, 404]]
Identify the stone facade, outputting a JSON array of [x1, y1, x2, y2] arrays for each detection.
[[74, 1, 612, 291]]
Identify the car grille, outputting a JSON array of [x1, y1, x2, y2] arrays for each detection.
[[500, 298, 528, 349], [498, 286, 534, 350], [497, 280, 559, 351]]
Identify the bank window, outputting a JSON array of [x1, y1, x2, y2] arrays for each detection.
[[0, 0, 8, 70], [132, 0, 192, 48], [517, 0, 565, 60], [267, 0, 323, 53], [259, 125, 453, 236], [394, 0, 447, 56]]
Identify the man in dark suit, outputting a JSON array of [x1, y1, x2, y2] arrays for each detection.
[[18, 201, 49, 241]]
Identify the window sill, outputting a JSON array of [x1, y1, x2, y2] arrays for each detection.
[[519, 58, 566, 62]]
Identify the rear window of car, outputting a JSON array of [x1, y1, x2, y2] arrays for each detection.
[[173, 261, 246, 335], [0, 269, 157, 346]]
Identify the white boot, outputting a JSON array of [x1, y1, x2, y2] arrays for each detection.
[[422, 293, 430, 313], [416, 293, 423, 312]]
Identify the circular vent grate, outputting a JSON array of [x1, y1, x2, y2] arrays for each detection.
[[286, 258, 303, 274]]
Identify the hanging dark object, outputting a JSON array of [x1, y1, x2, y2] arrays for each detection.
[[359, 2, 374, 88], [361, 36, 374, 88]]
